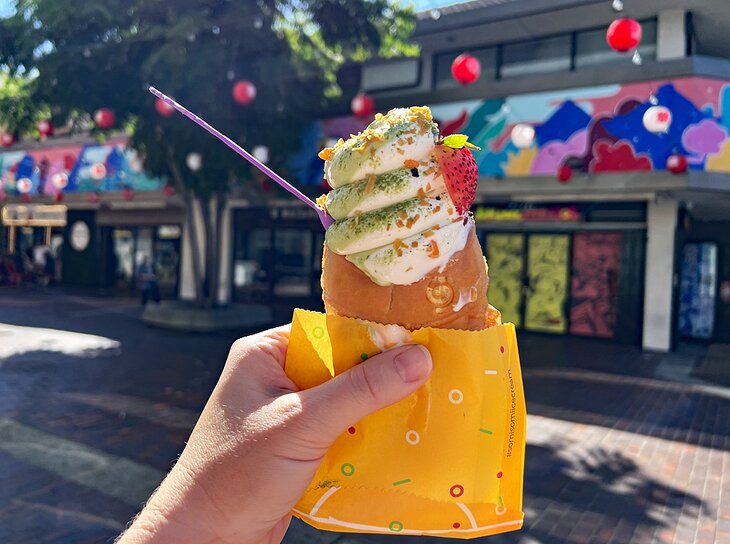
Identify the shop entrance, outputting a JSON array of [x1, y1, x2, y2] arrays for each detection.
[[677, 242, 718, 341], [1, 204, 66, 284], [232, 208, 324, 311], [107, 225, 181, 298], [484, 230, 643, 343], [485, 233, 571, 334]]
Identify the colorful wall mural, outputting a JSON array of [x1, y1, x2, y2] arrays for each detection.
[[0, 138, 163, 196], [294, 77, 730, 185]]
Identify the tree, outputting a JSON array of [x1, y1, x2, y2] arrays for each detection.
[[0, 0, 417, 306]]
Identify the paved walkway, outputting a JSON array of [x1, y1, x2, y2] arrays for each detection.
[[0, 288, 727, 544]]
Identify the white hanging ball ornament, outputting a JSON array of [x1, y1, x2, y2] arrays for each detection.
[[510, 124, 536, 149], [90, 163, 107, 180], [186, 152, 203, 172], [51, 172, 69, 189], [252, 145, 270, 164], [16, 177, 32, 194], [612, 0, 624, 12], [643, 106, 672, 133]]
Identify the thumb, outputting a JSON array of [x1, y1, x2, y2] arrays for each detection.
[[298, 344, 432, 445]]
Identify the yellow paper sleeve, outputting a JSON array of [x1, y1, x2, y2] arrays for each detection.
[[285, 309, 527, 539]]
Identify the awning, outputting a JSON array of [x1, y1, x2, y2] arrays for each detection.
[[1, 204, 67, 227]]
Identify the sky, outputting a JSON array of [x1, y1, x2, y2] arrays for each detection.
[[0, 0, 12, 17]]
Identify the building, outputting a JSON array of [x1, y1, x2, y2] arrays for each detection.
[[228, 0, 730, 351], [4, 0, 730, 352], [0, 134, 183, 297]]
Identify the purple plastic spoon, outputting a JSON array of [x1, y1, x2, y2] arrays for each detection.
[[148, 86, 334, 229]]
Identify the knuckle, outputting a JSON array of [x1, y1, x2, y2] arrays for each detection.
[[346, 364, 379, 407]]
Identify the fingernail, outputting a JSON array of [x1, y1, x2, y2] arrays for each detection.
[[393, 345, 432, 383]]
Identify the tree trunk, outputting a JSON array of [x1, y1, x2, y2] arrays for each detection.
[[185, 193, 205, 306], [199, 196, 216, 308], [208, 190, 227, 309], [165, 146, 204, 305]]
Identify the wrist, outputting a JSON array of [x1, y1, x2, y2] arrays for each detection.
[[119, 462, 225, 544]]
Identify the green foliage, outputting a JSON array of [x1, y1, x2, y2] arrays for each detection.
[[0, 0, 417, 198]]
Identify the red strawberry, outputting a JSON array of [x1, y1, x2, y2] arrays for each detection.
[[433, 143, 478, 214]]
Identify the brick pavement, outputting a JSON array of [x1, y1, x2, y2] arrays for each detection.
[[0, 287, 728, 544]]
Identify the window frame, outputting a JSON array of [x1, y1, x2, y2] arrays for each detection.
[[431, 17, 659, 87]]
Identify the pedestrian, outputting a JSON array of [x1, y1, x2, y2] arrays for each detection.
[[22, 246, 35, 282], [43, 247, 56, 286], [117, 325, 432, 544], [137, 255, 160, 306]]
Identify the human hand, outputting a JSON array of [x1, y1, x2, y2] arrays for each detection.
[[118, 324, 432, 544]]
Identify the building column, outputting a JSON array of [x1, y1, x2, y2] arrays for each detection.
[[179, 198, 205, 301], [217, 203, 233, 305], [642, 197, 678, 351], [657, 10, 687, 60]]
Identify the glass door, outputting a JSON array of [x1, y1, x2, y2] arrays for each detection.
[[524, 234, 570, 333], [485, 233, 525, 327], [678, 243, 717, 339], [569, 232, 622, 338]]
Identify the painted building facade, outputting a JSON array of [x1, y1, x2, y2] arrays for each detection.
[[0, 136, 182, 297], [229, 1, 730, 351]]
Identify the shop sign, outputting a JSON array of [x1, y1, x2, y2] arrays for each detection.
[[270, 207, 318, 221], [474, 206, 581, 222], [70, 221, 91, 252], [1, 204, 67, 227]]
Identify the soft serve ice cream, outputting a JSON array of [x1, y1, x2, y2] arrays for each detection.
[[318, 106, 493, 330]]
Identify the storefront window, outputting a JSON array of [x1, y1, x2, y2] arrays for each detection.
[[273, 229, 312, 298], [156, 225, 180, 296], [575, 20, 657, 68], [135, 227, 154, 268], [501, 35, 571, 78], [678, 243, 717, 339], [233, 228, 271, 296], [110, 226, 180, 296], [112, 229, 135, 289], [434, 47, 497, 89]]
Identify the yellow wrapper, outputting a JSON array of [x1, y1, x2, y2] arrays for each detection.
[[285, 309, 526, 539]]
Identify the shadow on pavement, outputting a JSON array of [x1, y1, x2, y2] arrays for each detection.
[[294, 441, 707, 544]]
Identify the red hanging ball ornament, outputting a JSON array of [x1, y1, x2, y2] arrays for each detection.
[[155, 98, 175, 117], [606, 18, 642, 53], [451, 53, 481, 85], [351, 93, 375, 118], [21, 193, 31, 203], [232, 81, 257, 105], [123, 187, 134, 201], [163, 184, 176, 197], [87, 192, 100, 204], [38, 119, 54, 137], [54, 192, 64, 203], [667, 154, 688, 174], [1, 132, 15, 147], [94, 108, 116, 129], [557, 164, 573, 183]]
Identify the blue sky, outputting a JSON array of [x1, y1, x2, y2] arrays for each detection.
[[0, 0, 13, 17]]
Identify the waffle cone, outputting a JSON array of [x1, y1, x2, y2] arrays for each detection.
[[322, 227, 490, 330]]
